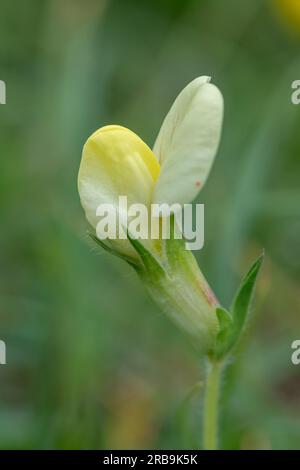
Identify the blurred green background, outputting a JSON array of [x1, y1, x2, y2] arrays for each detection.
[[0, 0, 300, 450]]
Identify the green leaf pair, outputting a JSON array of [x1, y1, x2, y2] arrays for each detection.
[[211, 252, 264, 360]]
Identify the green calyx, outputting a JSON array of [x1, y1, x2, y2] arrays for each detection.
[[128, 217, 220, 354], [89, 225, 264, 359]]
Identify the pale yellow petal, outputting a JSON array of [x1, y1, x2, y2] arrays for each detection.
[[78, 125, 160, 258]]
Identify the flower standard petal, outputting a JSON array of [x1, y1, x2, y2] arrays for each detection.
[[152, 77, 223, 207]]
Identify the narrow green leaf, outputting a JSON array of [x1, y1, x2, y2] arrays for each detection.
[[212, 252, 264, 359], [230, 252, 264, 336], [127, 231, 166, 276]]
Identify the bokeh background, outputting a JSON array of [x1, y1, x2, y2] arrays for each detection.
[[0, 0, 300, 450]]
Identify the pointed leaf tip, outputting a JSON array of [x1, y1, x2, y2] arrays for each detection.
[[211, 252, 264, 359]]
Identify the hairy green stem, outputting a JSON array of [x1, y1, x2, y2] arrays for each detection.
[[203, 359, 223, 450]]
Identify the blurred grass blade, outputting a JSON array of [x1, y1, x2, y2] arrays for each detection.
[[229, 252, 264, 353], [231, 252, 264, 326], [127, 231, 166, 275]]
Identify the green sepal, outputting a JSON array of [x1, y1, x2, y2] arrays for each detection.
[[211, 307, 233, 359], [88, 231, 139, 269], [127, 231, 167, 277], [211, 252, 264, 359]]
